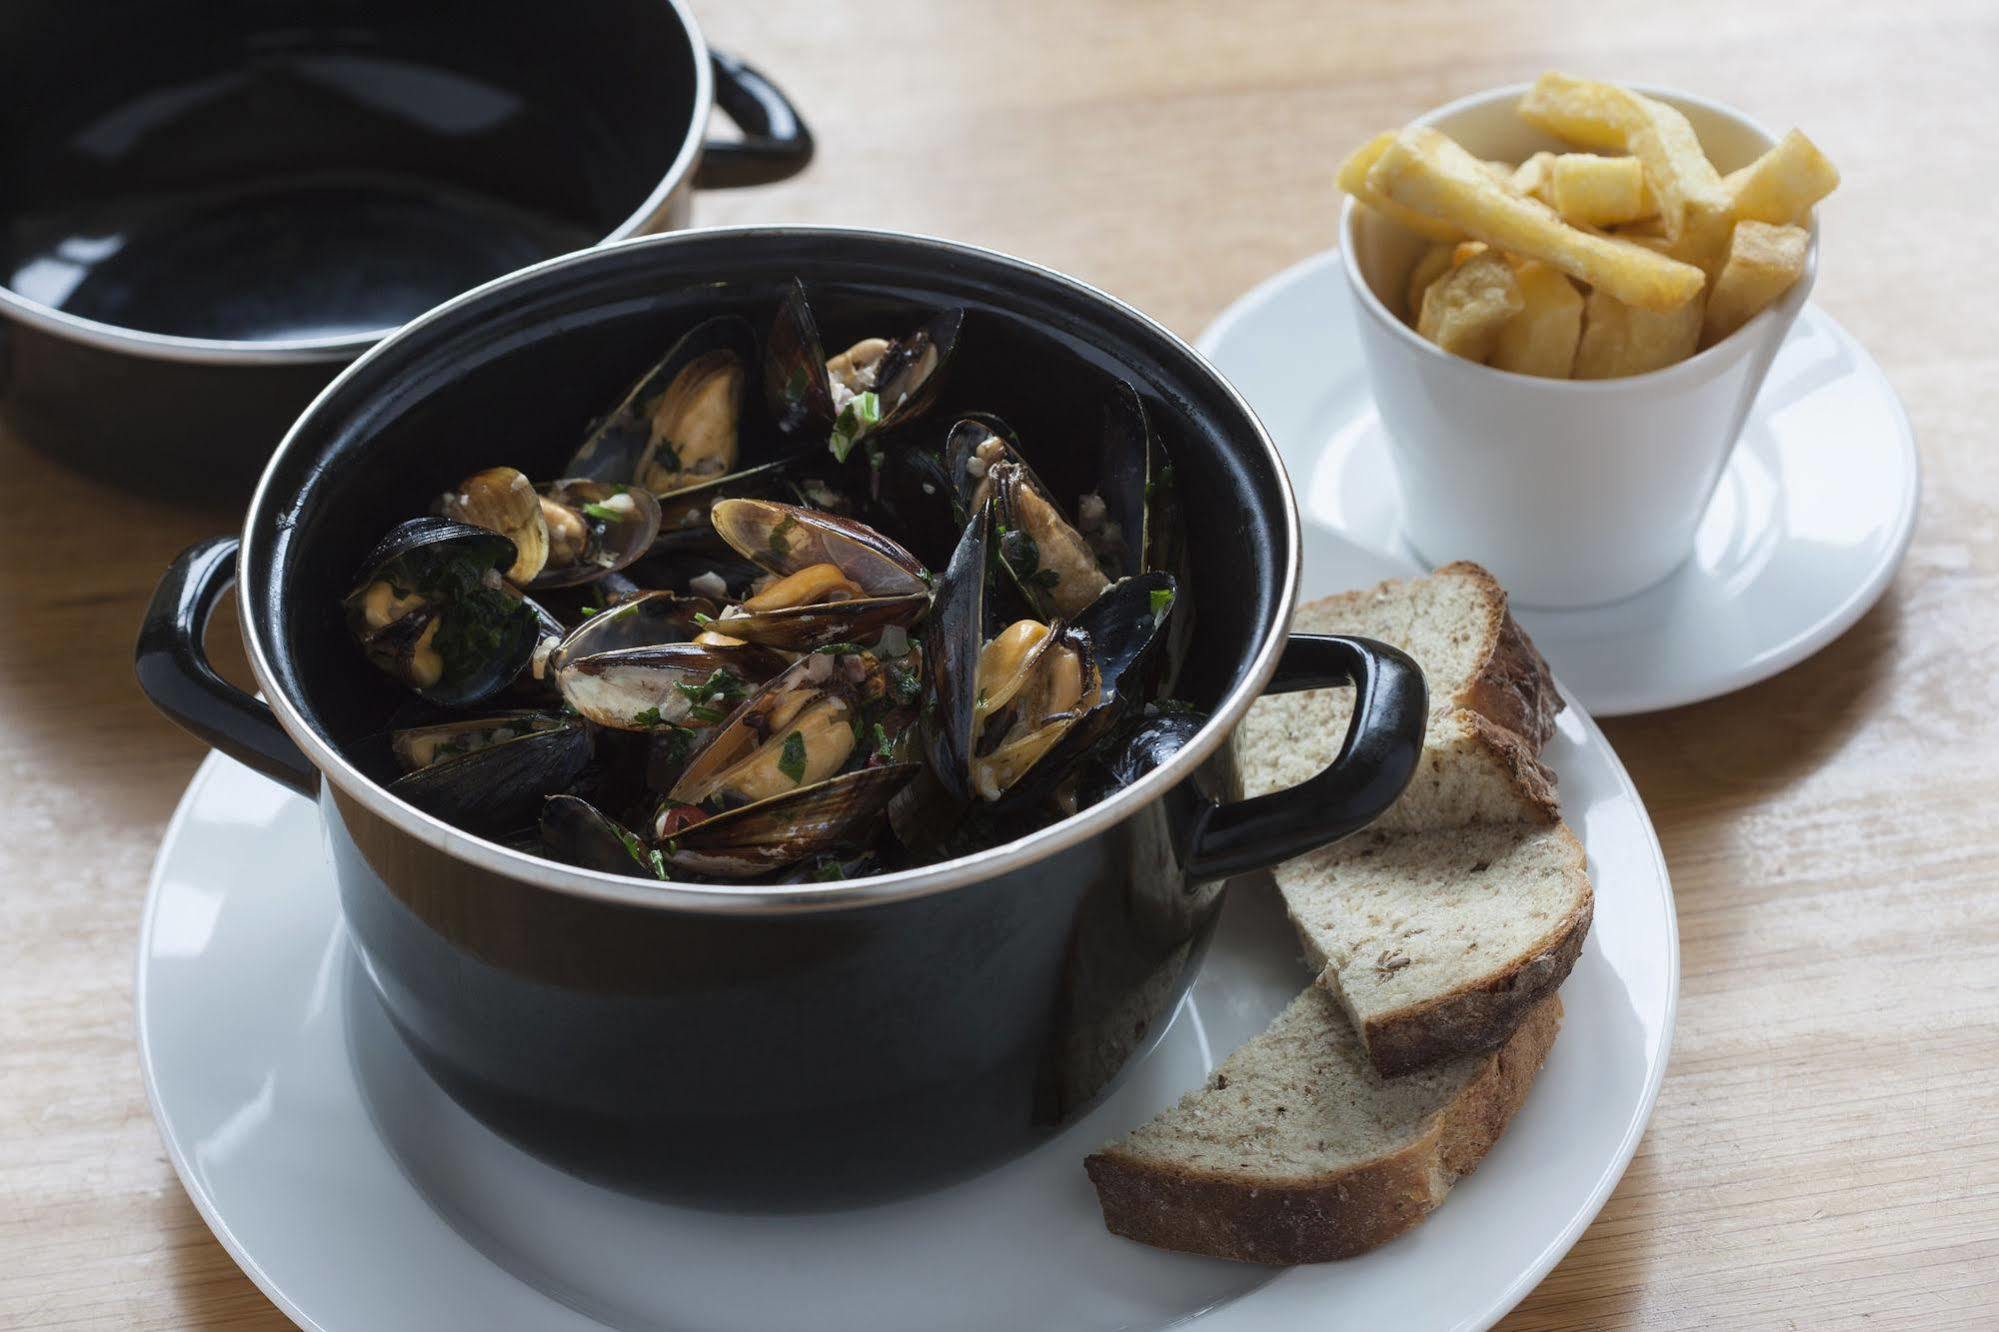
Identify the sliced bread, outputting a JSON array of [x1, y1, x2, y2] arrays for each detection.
[[1233, 563, 1588, 1076], [1246, 704, 1560, 833], [1086, 989, 1560, 1264], [1237, 561, 1561, 774], [1282, 823, 1591, 1076]]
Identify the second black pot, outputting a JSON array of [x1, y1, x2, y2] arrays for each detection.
[[0, 0, 812, 504]]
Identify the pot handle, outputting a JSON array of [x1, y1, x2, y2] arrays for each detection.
[[1185, 634, 1426, 881], [695, 49, 815, 189], [135, 536, 318, 798]]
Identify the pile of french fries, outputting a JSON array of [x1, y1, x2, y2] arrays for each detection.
[[1339, 74, 1838, 379]]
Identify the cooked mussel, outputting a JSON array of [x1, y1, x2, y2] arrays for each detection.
[[556, 640, 786, 733], [923, 501, 1177, 809], [385, 712, 592, 834], [764, 282, 963, 453], [523, 479, 663, 588], [651, 649, 918, 876], [391, 710, 566, 771], [547, 591, 718, 673], [437, 467, 548, 585], [655, 764, 916, 878], [944, 418, 1110, 619], [564, 315, 758, 497], [343, 519, 544, 707], [703, 498, 930, 649]]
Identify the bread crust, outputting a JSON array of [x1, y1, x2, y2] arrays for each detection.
[[1360, 871, 1591, 1077], [1430, 561, 1562, 751], [1084, 996, 1561, 1265]]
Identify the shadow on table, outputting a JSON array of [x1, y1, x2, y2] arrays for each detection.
[[1598, 580, 1904, 823]]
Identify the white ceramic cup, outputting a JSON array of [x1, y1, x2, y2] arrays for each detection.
[[1341, 84, 1819, 609]]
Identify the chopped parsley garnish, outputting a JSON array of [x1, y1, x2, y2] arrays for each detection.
[[675, 668, 746, 707], [777, 730, 809, 785], [693, 611, 716, 625], [647, 848, 669, 879], [632, 705, 666, 728], [1148, 587, 1174, 621], [872, 722, 894, 758], [886, 662, 924, 706], [582, 501, 623, 523], [828, 391, 881, 463], [579, 605, 600, 617], [687, 704, 725, 724], [811, 858, 846, 881]]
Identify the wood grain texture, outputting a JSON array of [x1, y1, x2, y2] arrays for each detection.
[[3, 1, 1995, 1327]]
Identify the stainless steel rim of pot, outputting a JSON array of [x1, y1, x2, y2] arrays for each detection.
[[0, 0, 714, 366], [237, 226, 1303, 915]]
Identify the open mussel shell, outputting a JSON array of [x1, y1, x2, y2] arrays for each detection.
[[1088, 380, 1172, 580], [710, 497, 928, 594], [391, 710, 567, 771], [764, 278, 834, 436], [866, 307, 963, 435], [711, 594, 930, 652], [656, 763, 918, 879], [562, 315, 757, 495], [437, 467, 549, 585], [921, 499, 995, 807], [942, 413, 1028, 512], [985, 571, 1178, 810], [547, 592, 718, 672], [539, 794, 662, 879], [668, 649, 888, 805], [343, 518, 544, 707], [967, 619, 1104, 803], [990, 460, 1112, 621], [527, 480, 662, 590], [556, 641, 787, 733], [869, 443, 962, 572], [385, 715, 592, 835]]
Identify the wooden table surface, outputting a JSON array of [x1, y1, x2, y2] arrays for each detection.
[[4, 2, 1995, 1327]]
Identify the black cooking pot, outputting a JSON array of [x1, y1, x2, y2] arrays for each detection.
[[0, 0, 810, 504], [135, 229, 1427, 1207]]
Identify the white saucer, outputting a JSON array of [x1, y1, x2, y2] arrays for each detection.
[[142, 648, 1673, 1332], [1198, 250, 1920, 716]]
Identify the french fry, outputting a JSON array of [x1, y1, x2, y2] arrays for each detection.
[[1549, 153, 1656, 228], [1490, 260, 1584, 378], [1404, 242, 1457, 320], [1701, 221, 1809, 345], [1417, 253, 1523, 361], [1510, 151, 1558, 202], [1338, 131, 1464, 243], [1518, 73, 1728, 243], [1366, 127, 1706, 312], [1723, 129, 1840, 226], [1513, 74, 1630, 151], [1481, 159, 1516, 182], [1573, 286, 1705, 378]]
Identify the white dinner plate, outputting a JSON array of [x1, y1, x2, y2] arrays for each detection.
[[1199, 249, 1920, 717], [141, 554, 1675, 1332]]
